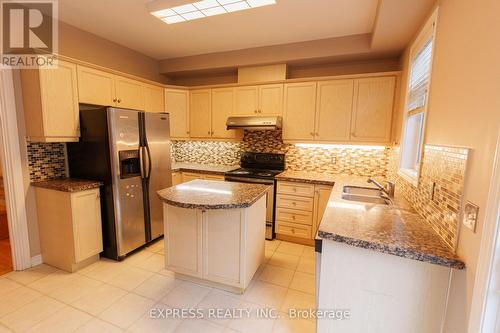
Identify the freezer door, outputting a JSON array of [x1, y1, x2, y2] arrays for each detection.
[[144, 112, 171, 239], [107, 108, 146, 257]]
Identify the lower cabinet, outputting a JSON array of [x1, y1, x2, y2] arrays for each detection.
[[171, 172, 183, 185], [276, 181, 332, 242], [172, 171, 225, 184], [35, 187, 103, 272]]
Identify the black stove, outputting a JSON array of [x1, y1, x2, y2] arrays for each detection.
[[225, 152, 285, 240]]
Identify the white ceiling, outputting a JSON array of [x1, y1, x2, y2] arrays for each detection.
[[58, 0, 379, 60]]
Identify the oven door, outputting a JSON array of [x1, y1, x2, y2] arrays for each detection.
[[225, 176, 275, 240]]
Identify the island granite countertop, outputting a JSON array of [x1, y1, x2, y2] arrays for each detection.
[[157, 179, 270, 210], [31, 178, 103, 192], [276, 170, 337, 186], [171, 162, 239, 175], [316, 175, 465, 269]]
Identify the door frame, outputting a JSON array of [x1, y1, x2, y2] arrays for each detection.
[[468, 130, 500, 332], [0, 68, 32, 270]]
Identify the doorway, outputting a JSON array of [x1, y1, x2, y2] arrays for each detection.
[[0, 164, 12, 275]]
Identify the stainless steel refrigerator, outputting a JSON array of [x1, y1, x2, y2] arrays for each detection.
[[67, 105, 171, 260]]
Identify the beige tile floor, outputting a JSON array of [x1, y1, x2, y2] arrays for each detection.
[[0, 239, 316, 333]]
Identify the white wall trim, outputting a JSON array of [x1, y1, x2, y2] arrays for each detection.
[[30, 254, 43, 266], [468, 130, 500, 332], [0, 68, 32, 270]]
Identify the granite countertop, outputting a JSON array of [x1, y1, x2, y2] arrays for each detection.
[[276, 170, 337, 186], [316, 175, 465, 269], [157, 179, 270, 210], [31, 178, 103, 192], [171, 162, 239, 175]]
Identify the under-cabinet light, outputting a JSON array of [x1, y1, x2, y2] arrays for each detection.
[[294, 143, 386, 150], [150, 0, 276, 24]]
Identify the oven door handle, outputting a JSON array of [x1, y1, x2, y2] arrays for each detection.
[[224, 176, 275, 185]]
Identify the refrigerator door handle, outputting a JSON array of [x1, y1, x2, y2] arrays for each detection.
[[145, 144, 152, 179], [139, 146, 145, 178]]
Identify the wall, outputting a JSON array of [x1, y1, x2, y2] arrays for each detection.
[[393, 1, 500, 331], [58, 22, 165, 83]]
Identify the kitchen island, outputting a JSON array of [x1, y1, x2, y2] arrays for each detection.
[[157, 180, 269, 293]]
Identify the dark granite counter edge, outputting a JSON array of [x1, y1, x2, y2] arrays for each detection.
[[172, 168, 228, 176], [275, 176, 336, 186], [158, 191, 268, 210], [317, 231, 465, 270]]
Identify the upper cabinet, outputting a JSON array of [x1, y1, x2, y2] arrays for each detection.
[[283, 82, 317, 141], [351, 77, 395, 143], [114, 76, 145, 110], [283, 76, 396, 144], [189, 89, 212, 138], [315, 80, 354, 142], [76, 65, 115, 106], [20, 60, 80, 142], [211, 87, 239, 139], [234, 84, 283, 116], [144, 84, 165, 113], [165, 88, 189, 139]]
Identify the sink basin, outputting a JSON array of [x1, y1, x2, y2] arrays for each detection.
[[341, 193, 391, 205], [343, 186, 382, 196]]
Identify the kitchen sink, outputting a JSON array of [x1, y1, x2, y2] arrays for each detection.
[[342, 186, 382, 196], [342, 186, 391, 205]]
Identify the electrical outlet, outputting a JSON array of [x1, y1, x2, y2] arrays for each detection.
[[463, 201, 479, 232]]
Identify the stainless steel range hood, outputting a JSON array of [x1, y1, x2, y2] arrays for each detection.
[[226, 116, 282, 131]]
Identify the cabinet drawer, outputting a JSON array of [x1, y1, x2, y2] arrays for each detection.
[[276, 221, 312, 239], [277, 181, 315, 197], [276, 208, 312, 226], [276, 194, 313, 211]]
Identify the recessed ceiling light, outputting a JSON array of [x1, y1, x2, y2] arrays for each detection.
[[223, 1, 250, 12], [148, 0, 276, 24]]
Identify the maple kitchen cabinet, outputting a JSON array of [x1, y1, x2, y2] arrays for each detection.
[[211, 87, 241, 139], [77, 65, 153, 111], [34, 186, 103, 272], [144, 84, 165, 113], [283, 76, 396, 144], [20, 60, 80, 142], [189, 89, 212, 138], [165, 88, 190, 139], [234, 84, 283, 116]]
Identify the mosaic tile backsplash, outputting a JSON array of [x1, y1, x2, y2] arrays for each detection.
[[387, 145, 469, 249], [27, 143, 67, 182], [173, 130, 389, 177]]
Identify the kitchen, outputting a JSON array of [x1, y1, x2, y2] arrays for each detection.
[[0, 0, 499, 333]]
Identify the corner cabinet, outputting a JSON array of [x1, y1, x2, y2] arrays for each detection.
[[165, 88, 190, 139], [283, 76, 396, 144], [34, 187, 103, 272], [20, 60, 80, 142]]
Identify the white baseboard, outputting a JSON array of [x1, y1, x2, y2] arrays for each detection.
[[31, 254, 43, 267]]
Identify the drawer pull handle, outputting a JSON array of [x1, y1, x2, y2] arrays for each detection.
[[291, 228, 295, 234], [292, 202, 296, 206], [292, 215, 296, 220]]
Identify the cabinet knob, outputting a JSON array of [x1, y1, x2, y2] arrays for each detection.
[[254, 110, 257, 113], [187, 131, 190, 134], [310, 132, 314, 136], [292, 202, 296, 206], [113, 98, 117, 102], [117, 99, 121, 103], [291, 228, 295, 234], [208, 131, 210, 135], [292, 215, 296, 220]]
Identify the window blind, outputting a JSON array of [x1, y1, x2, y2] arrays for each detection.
[[407, 38, 433, 111]]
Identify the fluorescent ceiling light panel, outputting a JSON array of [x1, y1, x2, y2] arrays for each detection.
[[223, 1, 250, 12], [149, 0, 276, 24]]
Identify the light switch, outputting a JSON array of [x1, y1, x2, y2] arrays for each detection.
[[463, 201, 479, 232]]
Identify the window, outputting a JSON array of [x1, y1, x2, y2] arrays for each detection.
[[399, 9, 438, 185]]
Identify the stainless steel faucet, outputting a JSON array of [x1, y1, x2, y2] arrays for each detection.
[[367, 178, 395, 198]]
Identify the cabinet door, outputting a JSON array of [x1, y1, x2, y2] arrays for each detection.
[[211, 87, 237, 139], [203, 174, 225, 181], [144, 84, 164, 113], [165, 205, 202, 277], [259, 84, 283, 115], [39, 60, 80, 139], [313, 185, 332, 235], [172, 172, 183, 185], [351, 77, 395, 143], [114, 76, 145, 110], [283, 82, 317, 141], [165, 89, 190, 139], [234, 86, 259, 116], [203, 209, 242, 286], [77, 65, 115, 106], [71, 189, 103, 262], [182, 172, 203, 183], [315, 80, 354, 141], [190, 89, 212, 138]]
